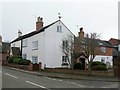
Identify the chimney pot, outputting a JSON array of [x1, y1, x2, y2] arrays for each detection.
[[18, 30, 22, 37], [80, 27, 83, 31], [78, 27, 84, 39], [36, 16, 43, 31]]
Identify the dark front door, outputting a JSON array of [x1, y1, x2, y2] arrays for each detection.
[[79, 58, 85, 70]]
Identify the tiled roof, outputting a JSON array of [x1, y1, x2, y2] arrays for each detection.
[[11, 20, 59, 43], [109, 38, 120, 46]]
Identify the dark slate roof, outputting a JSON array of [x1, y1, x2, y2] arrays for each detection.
[[0, 42, 10, 53], [11, 47, 21, 56], [11, 20, 59, 43], [99, 40, 113, 47]]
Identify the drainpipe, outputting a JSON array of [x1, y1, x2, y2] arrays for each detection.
[[20, 39, 23, 56]]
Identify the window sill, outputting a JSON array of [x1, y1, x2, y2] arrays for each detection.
[[32, 48, 38, 50], [22, 46, 27, 48]]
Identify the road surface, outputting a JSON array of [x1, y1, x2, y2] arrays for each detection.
[[2, 67, 119, 89]]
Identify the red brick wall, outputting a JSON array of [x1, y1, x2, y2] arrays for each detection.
[[97, 47, 113, 56]]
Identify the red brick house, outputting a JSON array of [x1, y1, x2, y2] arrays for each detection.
[[74, 28, 113, 70]]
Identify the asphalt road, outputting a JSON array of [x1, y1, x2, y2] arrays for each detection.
[[2, 67, 119, 89]]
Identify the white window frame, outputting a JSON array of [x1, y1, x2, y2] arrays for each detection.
[[22, 39, 27, 47], [62, 56, 68, 64], [32, 41, 38, 50], [62, 40, 68, 50], [22, 54, 27, 59], [57, 26, 62, 32], [101, 47, 106, 53], [32, 56, 38, 64]]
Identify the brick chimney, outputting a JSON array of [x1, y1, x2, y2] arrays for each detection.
[[18, 30, 22, 37], [78, 27, 84, 39], [36, 16, 43, 31], [0, 35, 2, 45]]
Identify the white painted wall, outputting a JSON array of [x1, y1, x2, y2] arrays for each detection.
[[11, 40, 21, 48], [92, 55, 113, 68], [44, 21, 74, 68], [21, 20, 74, 69], [22, 32, 45, 69]]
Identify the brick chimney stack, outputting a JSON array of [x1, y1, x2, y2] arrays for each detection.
[[0, 35, 2, 45], [36, 16, 43, 31], [78, 27, 84, 39]]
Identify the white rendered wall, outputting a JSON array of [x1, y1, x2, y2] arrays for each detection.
[[22, 32, 45, 69], [44, 21, 74, 68], [92, 55, 113, 67]]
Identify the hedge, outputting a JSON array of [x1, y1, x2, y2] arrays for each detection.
[[19, 59, 31, 65], [91, 61, 106, 67], [91, 65, 107, 71], [8, 55, 31, 65], [91, 61, 107, 71], [8, 55, 22, 63], [74, 63, 83, 69], [13, 58, 22, 64]]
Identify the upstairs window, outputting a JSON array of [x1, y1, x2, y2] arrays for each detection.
[[100, 47, 106, 53], [22, 39, 27, 47], [62, 40, 68, 49], [32, 41, 38, 50], [57, 26, 62, 32]]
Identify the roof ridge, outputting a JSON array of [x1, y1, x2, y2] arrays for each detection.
[[11, 20, 60, 43]]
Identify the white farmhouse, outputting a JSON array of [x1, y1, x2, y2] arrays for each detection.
[[11, 17, 74, 69]]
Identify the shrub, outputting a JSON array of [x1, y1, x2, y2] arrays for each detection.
[[74, 63, 83, 69], [91, 61, 106, 67], [19, 59, 31, 65], [13, 58, 22, 64], [91, 65, 107, 71], [8, 55, 22, 63]]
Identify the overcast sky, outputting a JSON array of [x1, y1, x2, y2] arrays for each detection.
[[1, 0, 119, 42]]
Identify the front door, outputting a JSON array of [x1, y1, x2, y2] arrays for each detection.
[[79, 58, 85, 70]]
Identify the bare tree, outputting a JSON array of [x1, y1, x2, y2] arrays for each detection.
[[84, 33, 100, 70], [74, 32, 100, 70], [60, 35, 74, 69]]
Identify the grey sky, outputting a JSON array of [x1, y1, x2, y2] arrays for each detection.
[[1, 0, 118, 42]]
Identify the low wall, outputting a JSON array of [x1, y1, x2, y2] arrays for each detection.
[[44, 68, 114, 77], [6, 63, 28, 70], [4, 63, 42, 71], [4, 63, 114, 77]]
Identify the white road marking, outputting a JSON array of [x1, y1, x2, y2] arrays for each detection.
[[76, 84, 85, 88], [70, 82, 77, 85], [44, 77, 63, 82], [44, 77, 53, 80], [58, 79, 63, 82], [26, 80, 46, 89], [5, 73, 18, 79], [65, 81, 85, 88]]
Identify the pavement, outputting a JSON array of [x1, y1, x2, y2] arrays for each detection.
[[2, 66, 119, 82]]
